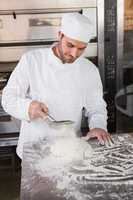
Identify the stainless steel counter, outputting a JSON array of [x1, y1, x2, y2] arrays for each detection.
[[21, 133, 133, 200]]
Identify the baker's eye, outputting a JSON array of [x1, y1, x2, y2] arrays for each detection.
[[79, 47, 86, 51], [67, 43, 74, 48]]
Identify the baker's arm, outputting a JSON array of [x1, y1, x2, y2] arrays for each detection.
[[85, 67, 113, 145], [2, 53, 49, 121], [1, 53, 32, 121]]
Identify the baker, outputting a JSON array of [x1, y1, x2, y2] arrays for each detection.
[[2, 13, 112, 159]]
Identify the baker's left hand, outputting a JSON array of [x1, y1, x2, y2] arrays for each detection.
[[83, 128, 114, 147]]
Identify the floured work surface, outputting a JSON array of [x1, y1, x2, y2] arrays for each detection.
[[21, 134, 133, 200]]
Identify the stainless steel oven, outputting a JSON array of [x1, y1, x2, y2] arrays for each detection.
[[115, 0, 133, 133], [0, 0, 97, 63], [98, 0, 133, 133]]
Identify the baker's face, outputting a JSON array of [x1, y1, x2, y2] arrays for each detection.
[[58, 32, 87, 63]]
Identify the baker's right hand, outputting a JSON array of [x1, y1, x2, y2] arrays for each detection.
[[28, 100, 48, 120]]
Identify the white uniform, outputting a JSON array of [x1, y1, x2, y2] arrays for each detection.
[[2, 47, 107, 159]]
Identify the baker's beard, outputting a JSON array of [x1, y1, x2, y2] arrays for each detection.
[[57, 41, 76, 64]]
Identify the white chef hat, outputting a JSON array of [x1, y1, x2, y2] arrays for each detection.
[[60, 13, 94, 43]]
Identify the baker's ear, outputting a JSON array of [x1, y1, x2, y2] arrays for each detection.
[[58, 31, 64, 40]]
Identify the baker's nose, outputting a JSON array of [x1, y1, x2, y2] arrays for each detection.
[[71, 48, 78, 58]]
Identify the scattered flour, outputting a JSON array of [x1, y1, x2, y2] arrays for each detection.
[[33, 134, 133, 200]]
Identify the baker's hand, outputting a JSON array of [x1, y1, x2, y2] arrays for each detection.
[[83, 128, 114, 147], [28, 100, 48, 120]]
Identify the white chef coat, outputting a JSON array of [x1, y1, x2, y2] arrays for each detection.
[[2, 47, 107, 159]]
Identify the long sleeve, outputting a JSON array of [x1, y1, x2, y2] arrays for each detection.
[[86, 67, 108, 131], [2, 53, 32, 121]]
